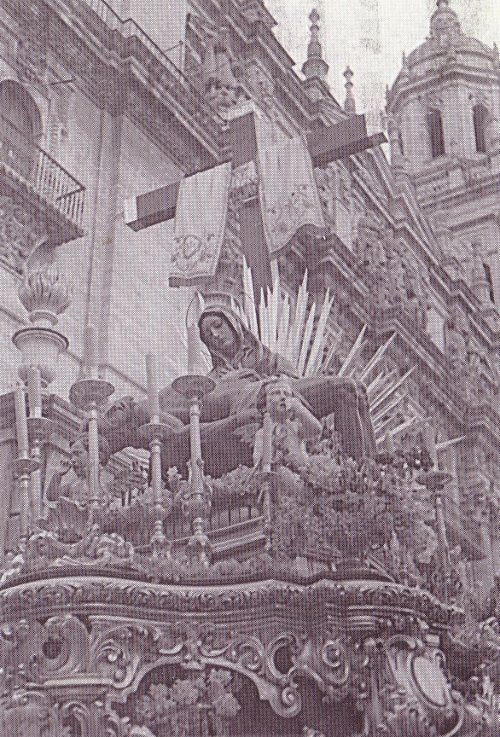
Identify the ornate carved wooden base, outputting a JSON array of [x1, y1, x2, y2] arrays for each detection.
[[0, 574, 479, 737]]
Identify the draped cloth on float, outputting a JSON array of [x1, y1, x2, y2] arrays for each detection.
[[255, 113, 326, 257], [169, 161, 232, 286]]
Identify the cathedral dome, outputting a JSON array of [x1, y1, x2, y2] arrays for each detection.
[[385, 0, 500, 174], [388, 0, 499, 107]]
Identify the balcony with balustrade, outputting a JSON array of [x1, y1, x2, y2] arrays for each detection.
[[0, 113, 85, 256]]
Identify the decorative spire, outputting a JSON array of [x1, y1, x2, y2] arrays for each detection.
[[302, 8, 329, 83], [387, 115, 405, 173], [400, 51, 409, 80], [307, 8, 322, 60], [343, 66, 356, 114], [493, 42, 500, 69]]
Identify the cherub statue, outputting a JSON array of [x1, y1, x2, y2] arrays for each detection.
[[253, 376, 322, 470], [41, 433, 111, 543]]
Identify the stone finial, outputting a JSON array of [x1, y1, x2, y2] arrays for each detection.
[[14, 264, 71, 384], [307, 9, 322, 60], [430, 0, 461, 40], [386, 115, 406, 173], [493, 42, 500, 70], [18, 264, 72, 326], [399, 51, 410, 81], [302, 8, 329, 83], [343, 66, 356, 114]]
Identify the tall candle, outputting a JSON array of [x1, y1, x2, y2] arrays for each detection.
[[27, 366, 42, 418], [14, 385, 29, 458], [146, 353, 160, 422], [84, 324, 98, 379], [262, 411, 273, 472], [187, 323, 201, 375]]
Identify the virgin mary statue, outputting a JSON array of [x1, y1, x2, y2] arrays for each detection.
[[101, 299, 375, 478]]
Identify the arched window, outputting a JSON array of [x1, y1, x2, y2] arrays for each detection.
[[427, 108, 445, 158], [0, 80, 41, 180], [473, 104, 488, 153]]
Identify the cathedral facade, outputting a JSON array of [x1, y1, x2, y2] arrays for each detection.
[[0, 0, 498, 735]]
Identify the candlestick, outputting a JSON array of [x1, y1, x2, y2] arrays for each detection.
[[435, 493, 450, 561], [13, 385, 39, 541], [146, 353, 160, 422], [27, 366, 42, 418], [83, 324, 98, 380], [139, 419, 175, 555], [172, 374, 215, 566], [28, 416, 54, 524], [187, 324, 201, 375], [30, 441, 42, 525], [262, 411, 273, 472], [87, 405, 101, 509], [14, 385, 29, 458], [69, 368, 115, 516]]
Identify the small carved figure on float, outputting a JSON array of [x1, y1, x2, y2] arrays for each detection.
[[41, 432, 110, 543], [253, 376, 322, 470]]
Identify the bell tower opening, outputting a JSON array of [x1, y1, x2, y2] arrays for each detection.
[[473, 104, 488, 153], [427, 108, 445, 158]]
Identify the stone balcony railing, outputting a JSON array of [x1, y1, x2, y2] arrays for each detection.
[[0, 115, 85, 253]]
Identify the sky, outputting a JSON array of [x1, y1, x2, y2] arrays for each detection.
[[265, 0, 500, 128]]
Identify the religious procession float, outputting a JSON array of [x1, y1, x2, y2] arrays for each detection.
[[0, 259, 499, 737]]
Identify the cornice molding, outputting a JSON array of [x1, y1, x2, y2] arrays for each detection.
[[0, 574, 460, 628], [388, 65, 500, 112]]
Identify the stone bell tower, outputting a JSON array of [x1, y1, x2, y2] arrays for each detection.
[[386, 0, 500, 307]]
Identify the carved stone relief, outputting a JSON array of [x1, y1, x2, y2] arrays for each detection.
[[0, 195, 47, 273]]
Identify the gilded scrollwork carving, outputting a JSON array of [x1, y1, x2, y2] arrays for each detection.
[[89, 621, 164, 693], [0, 690, 54, 737], [0, 578, 482, 736], [0, 614, 89, 689], [362, 634, 464, 737], [291, 630, 351, 703]]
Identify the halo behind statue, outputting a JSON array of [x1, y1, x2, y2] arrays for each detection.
[[205, 258, 421, 451]]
